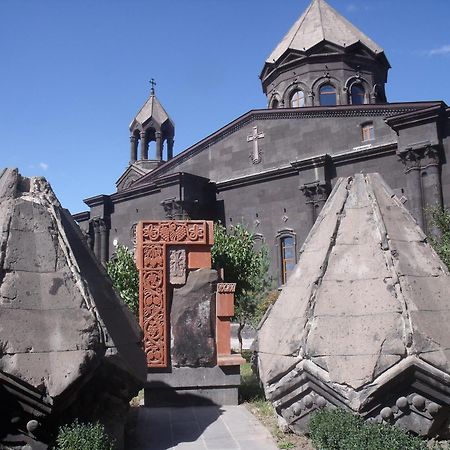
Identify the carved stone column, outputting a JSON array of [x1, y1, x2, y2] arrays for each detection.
[[398, 144, 442, 232], [140, 131, 148, 160], [99, 219, 109, 265], [300, 182, 330, 228], [130, 135, 138, 163], [421, 145, 443, 209], [155, 131, 162, 161], [92, 219, 101, 260], [167, 137, 174, 160]]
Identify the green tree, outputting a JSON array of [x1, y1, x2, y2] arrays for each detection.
[[428, 206, 450, 270], [211, 223, 272, 351], [106, 245, 139, 318]]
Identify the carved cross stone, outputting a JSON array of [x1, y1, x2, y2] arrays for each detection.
[[169, 248, 186, 285], [247, 126, 265, 164]]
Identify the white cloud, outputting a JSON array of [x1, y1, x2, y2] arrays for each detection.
[[346, 3, 371, 12], [428, 45, 450, 56], [39, 162, 49, 171]]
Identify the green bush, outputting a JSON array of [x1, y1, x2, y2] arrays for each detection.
[[309, 409, 428, 450], [56, 420, 114, 450], [428, 206, 450, 270], [106, 244, 139, 318]]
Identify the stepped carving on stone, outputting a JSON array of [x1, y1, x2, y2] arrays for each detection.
[[0, 168, 146, 449], [257, 173, 450, 437]]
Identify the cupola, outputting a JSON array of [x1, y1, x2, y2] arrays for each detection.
[[260, 0, 390, 108], [129, 80, 175, 165]]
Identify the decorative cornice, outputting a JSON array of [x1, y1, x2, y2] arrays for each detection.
[[73, 211, 90, 222], [385, 104, 446, 132], [84, 194, 111, 208], [134, 103, 441, 187], [332, 142, 397, 165], [217, 142, 397, 191]]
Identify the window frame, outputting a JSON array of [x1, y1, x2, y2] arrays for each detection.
[[361, 122, 375, 142], [350, 84, 366, 105], [319, 83, 337, 106], [276, 229, 297, 286], [290, 90, 305, 108]]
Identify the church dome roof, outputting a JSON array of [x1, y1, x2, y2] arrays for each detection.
[[130, 91, 174, 131], [267, 0, 384, 64]]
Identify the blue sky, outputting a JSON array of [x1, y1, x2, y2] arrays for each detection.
[[1, 0, 449, 214]]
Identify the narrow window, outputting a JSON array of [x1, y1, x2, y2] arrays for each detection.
[[319, 84, 337, 106], [280, 236, 296, 284], [290, 90, 305, 108], [361, 122, 375, 141], [271, 98, 279, 109], [350, 84, 365, 105]]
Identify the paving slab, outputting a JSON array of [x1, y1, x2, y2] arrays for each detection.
[[131, 405, 279, 450]]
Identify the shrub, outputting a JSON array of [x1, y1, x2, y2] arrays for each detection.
[[428, 206, 450, 270], [56, 419, 114, 450], [106, 244, 139, 318], [309, 408, 428, 450]]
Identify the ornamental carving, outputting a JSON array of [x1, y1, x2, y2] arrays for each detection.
[[300, 182, 330, 204], [169, 248, 186, 285], [217, 283, 236, 294], [143, 221, 206, 244], [137, 220, 212, 368], [398, 145, 441, 172]]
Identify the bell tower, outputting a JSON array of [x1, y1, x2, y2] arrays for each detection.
[[116, 80, 175, 191], [129, 79, 175, 169]]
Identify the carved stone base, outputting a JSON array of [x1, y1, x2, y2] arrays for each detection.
[[145, 366, 241, 406]]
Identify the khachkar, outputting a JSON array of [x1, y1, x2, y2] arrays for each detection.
[[257, 173, 450, 437], [136, 220, 244, 406], [0, 168, 146, 449]]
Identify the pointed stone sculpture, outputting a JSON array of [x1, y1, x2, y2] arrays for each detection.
[[0, 168, 146, 448], [258, 173, 450, 437]]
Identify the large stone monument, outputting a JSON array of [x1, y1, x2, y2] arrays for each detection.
[[258, 173, 450, 437], [136, 220, 245, 405], [0, 168, 146, 449]]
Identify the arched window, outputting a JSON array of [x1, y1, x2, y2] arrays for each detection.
[[319, 84, 337, 106], [290, 90, 305, 108], [361, 122, 374, 141], [350, 84, 365, 105], [271, 98, 279, 109], [276, 230, 297, 285]]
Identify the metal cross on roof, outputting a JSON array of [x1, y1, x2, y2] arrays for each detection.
[[247, 126, 265, 164], [150, 78, 157, 95]]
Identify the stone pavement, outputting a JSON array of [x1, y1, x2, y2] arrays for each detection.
[[131, 405, 279, 450]]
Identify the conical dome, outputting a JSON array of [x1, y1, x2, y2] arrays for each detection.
[[258, 173, 450, 437], [267, 0, 384, 64], [260, 0, 390, 106]]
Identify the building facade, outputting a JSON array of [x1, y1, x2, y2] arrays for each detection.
[[74, 0, 450, 285]]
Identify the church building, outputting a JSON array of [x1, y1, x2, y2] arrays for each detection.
[[74, 0, 450, 286]]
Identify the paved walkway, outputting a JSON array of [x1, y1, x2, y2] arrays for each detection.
[[131, 405, 279, 450]]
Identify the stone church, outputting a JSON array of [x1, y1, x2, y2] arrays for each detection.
[[75, 0, 450, 286]]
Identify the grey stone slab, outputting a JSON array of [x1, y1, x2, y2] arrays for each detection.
[[323, 242, 390, 281], [147, 366, 240, 388], [0, 308, 98, 353], [0, 270, 82, 310], [390, 240, 446, 277], [314, 278, 401, 316]]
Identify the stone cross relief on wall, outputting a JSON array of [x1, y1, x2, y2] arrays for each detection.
[[247, 125, 265, 164]]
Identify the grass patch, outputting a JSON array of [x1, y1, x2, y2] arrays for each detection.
[[240, 360, 314, 449]]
